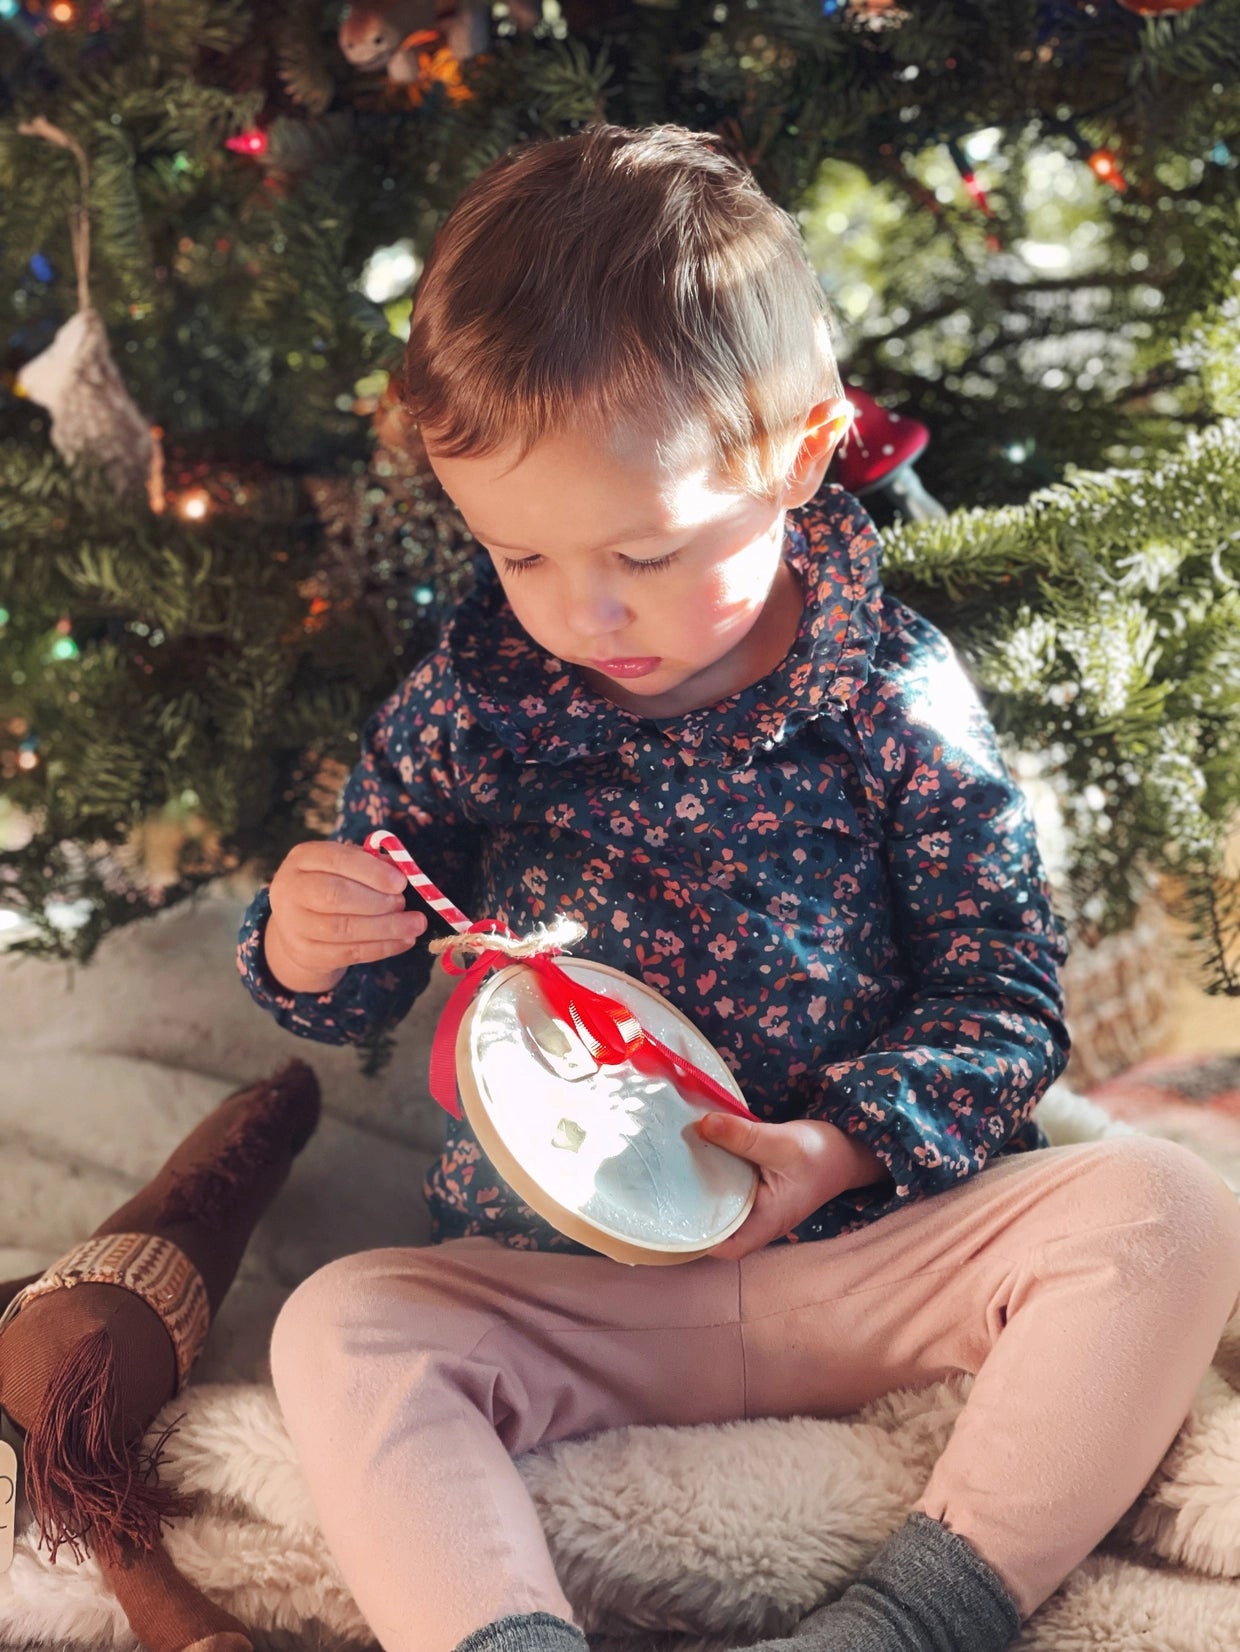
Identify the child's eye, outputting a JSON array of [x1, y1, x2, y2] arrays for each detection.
[[623, 551, 680, 575], [499, 550, 680, 577]]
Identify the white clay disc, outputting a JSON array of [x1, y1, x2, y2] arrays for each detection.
[[457, 958, 758, 1266]]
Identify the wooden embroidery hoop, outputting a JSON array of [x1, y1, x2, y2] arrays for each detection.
[[456, 957, 758, 1266]]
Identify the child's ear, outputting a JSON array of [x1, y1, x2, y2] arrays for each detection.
[[784, 397, 854, 503]]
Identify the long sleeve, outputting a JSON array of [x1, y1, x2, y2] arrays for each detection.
[[809, 596, 1071, 1202], [236, 643, 483, 1046]]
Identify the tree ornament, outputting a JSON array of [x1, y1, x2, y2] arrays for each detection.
[[14, 118, 163, 508], [1116, 0, 1203, 13], [339, 0, 438, 81], [832, 385, 945, 522], [338, 0, 507, 75]]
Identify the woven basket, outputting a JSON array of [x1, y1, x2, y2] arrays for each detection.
[[1059, 889, 1180, 1092]]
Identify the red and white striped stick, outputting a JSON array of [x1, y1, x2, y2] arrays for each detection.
[[364, 829, 472, 933]]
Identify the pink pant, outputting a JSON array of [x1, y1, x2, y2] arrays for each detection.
[[270, 1137, 1240, 1652]]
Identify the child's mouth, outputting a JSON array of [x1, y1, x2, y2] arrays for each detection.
[[589, 658, 661, 679]]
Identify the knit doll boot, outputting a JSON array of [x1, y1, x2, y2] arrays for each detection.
[[0, 1060, 321, 1652]]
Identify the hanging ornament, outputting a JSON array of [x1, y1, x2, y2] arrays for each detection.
[[403, 38, 475, 105], [14, 118, 163, 508], [339, 0, 439, 81], [338, 0, 497, 76], [1116, 0, 1203, 13], [846, 0, 906, 25], [832, 385, 946, 523]]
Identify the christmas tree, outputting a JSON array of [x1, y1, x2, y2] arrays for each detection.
[[1, 0, 1238, 992]]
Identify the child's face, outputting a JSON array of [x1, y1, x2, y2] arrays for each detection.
[[424, 406, 847, 717]]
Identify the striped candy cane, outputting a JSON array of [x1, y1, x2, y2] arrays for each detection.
[[364, 829, 472, 933]]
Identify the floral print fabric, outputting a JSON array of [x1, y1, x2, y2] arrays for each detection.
[[238, 484, 1071, 1252]]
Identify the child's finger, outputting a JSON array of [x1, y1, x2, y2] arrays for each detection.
[[696, 1111, 798, 1170], [292, 932, 425, 968], [295, 838, 410, 897], [301, 910, 427, 946], [301, 873, 412, 917]]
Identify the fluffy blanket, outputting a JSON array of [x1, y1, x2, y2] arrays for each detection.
[[1, 898, 1239, 1652]]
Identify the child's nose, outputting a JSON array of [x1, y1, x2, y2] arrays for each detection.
[[564, 585, 633, 642]]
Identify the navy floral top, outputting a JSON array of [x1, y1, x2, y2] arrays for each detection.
[[238, 485, 1070, 1253]]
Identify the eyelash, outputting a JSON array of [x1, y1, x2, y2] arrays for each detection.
[[499, 551, 681, 578]]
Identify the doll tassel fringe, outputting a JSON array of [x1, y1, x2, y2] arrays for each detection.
[[25, 1326, 190, 1565]]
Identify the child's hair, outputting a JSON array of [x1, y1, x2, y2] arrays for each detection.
[[400, 122, 844, 505]]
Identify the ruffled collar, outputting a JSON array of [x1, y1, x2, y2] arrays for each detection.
[[448, 484, 884, 768]]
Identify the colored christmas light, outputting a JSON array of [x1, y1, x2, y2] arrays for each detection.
[[177, 489, 210, 521], [225, 129, 268, 157], [948, 138, 995, 217], [1087, 147, 1128, 192]]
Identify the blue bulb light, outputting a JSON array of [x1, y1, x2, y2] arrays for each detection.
[[0, 0, 21, 19], [29, 252, 54, 283]]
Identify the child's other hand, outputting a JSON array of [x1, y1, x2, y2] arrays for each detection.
[[694, 1113, 887, 1260], [263, 840, 428, 994]]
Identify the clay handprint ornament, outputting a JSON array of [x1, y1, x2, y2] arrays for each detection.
[[365, 831, 758, 1264]]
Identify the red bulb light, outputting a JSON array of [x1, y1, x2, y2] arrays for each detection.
[[959, 170, 993, 217], [1087, 148, 1128, 192], [225, 129, 268, 157]]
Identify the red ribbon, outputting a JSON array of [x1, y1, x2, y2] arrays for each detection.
[[429, 920, 752, 1122]]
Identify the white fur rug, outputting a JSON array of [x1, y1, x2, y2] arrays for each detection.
[[2, 900, 1240, 1652], [3, 1250, 1240, 1652]]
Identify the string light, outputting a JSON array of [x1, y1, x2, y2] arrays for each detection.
[[948, 138, 995, 217], [177, 488, 210, 521], [49, 0, 76, 22], [225, 129, 268, 157], [1087, 147, 1128, 192]]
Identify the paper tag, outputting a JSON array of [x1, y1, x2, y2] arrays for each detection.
[[0, 1436, 17, 1572]]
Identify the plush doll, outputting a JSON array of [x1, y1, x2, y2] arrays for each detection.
[[0, 1060, 321, 1652]]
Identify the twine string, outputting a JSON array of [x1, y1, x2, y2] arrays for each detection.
[[17, 117, 92, 311]]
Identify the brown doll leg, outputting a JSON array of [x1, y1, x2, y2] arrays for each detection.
[[95, 1060, 321, 1314], [98, 1537, 252, 1652]]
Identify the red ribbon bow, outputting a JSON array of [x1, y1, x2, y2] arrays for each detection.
[[429, 920, 752, 1122]]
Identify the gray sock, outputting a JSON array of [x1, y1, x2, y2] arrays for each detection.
[[453, 1612, 589, 1652], [742, 1513, 1022, 1652]]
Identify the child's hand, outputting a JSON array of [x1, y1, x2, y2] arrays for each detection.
[[263, 840, 428, 994], [694, 1113, 888, 1260]]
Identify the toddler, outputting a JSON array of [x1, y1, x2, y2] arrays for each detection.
[[238, 123, 1240, 1652]]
